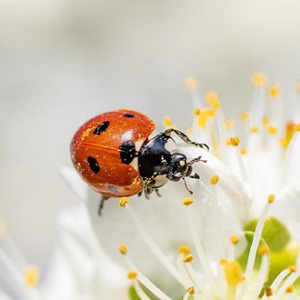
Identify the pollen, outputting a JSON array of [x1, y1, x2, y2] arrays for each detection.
[[267, 126, 278, 135], [268, 85, 281, 99], [210, 175, 219, 185], [250, 126, 259, 134], [128, 271, 138, 280], [258, 245, 270, 255], [119, 197, 130, 207], [224, 261, 245, 286], [192, 108, 201, 116], [228, 137, 240, 147], [240, 147, 247, 155], [119, 244, 127, 255], [206, 91, 220, 111], [240, 111, 250, 122], [163, 116, 172, 127], [289, 265, 297, 273], [24, 265, 40, 287], [268, 194, 275, 204], [285, 285, 295, 293], [295, 123, 300, 131], [197, 109, 215, 128], [229, 235, 240, 244], [265, 287, 273, 297], [251, 72, 267, 87], [225, 119, 234, 130], [182, 254, 194, 263], [262, 116, 270, 127], [182, 197, 194, 206], [178, 245, 191, 255], [187, 286, 195, 295], [219, 258, 229, 266], [185, 77, 198, 91]]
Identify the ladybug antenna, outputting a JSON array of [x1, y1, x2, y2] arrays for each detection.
[[182, 177, 193, 194]]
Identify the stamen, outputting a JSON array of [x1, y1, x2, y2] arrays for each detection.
[[163, 116, 176, 129], [119, 244, 127, 255], [250, 250, 269, 300], [219, 258, 229, 266], [192, 108, 201, 116], [124, 204, 184, 286], [182, 254, 193, 263], [24, 265, 40, 287], [240, 111, 250, 122], [265, 287, 273, 297], [268, 85, 281, 99], [285, 285, 295, 293], [182, 197, 194, 206], [223, 261, 245, 286], [250, 126, 259, 134], [240, 147, 247, 155], [230, 235, 240, 245], [228, 137, 240, 147], [185, 77, 198, 91], [206, 91, 220, 111], [267, 126, 278, 136], [119, 197, 130, 207], [178, 245, 191, 255], [225, 120, 235, 130], [128, 271, 138, 280], [251, 72, 267, 87], [187, 286, 195, 295], [210, 175, 219, 185]]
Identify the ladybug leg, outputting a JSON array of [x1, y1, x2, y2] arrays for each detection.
[[98, 195, 110, 216], [155, 188, 162, 197], [162, 128, 209, 150]]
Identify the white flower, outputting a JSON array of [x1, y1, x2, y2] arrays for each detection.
[[85, 73, 300, 299]]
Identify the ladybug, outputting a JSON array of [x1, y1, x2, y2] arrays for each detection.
[[70, 108, 208, 213]]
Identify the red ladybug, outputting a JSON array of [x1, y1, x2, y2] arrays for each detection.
[[70, 108, 208, 213]]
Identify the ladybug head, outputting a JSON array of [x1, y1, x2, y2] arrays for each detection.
[[167, 153, 204, 194]]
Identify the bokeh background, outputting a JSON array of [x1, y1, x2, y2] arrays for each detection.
[[1, 0, 300, 276]]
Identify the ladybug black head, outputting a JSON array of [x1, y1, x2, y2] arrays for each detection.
[[167, 153, 192, 182]]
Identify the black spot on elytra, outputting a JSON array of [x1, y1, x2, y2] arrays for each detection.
[[93, 121, 110, 135], [119, 141, 137, 164], [123, 113, 135, 118], [87, 156, 100, 173]]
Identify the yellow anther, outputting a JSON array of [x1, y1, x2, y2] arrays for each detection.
[[262, 116, 270, 127], [206, 91, 220, 111], [225, 120, 234, 130], [230, 235, 240, 245], [219, 258, 229, 266], [183, 254, 194, 263], [210, 175, 219, 185], [119, 244, 127, 255], [178, 245, 191, 255], [185, 77, 198, 91], [280, 121, 296, 148], [119, 197, 130, 207], [25, 266, 40, 287], [229, 137, 240, 147], [296, 123, 300, 131], [289, 265, 297, 273], [187, 286, 195, 295], [268, 194, 275, 204], [240, 147, 247, 155], [192, 108, 201, 116], [251, 72, 267, 87], [265, 287, 273, 297], [258, 245, 270, 255], [285, 285, 295, 293], [240, 111, 250, 122], [197, 109, 215, 128], [182, 197, 194, 206], [250, 126, 259, 134], [268, 126, 278, 135], [224, 261, 245, 286], [128, 271, 138, 280], [163, 116, 172, 127], [186, 127, 193, 135], [268, 85, 281, 99]]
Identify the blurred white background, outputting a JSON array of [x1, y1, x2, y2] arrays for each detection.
[[1, 0, 300, 275]]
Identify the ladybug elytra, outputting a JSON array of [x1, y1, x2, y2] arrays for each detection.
[[70, 109, 208, 213]]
